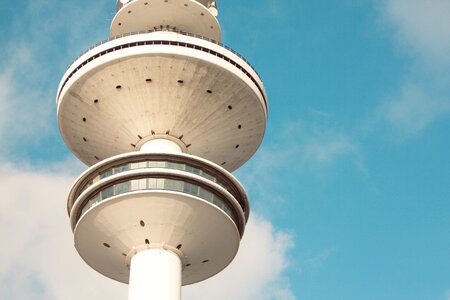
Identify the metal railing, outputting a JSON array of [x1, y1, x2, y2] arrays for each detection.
[[69, 28, 259, 77], [59, 28, 267, 113], [115, 0, 215, 12]]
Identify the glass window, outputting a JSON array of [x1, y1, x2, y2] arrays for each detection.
[[183, 182, 199, 196], [199, 187, 213, 201], [212, 195, 221, 206], [100, 169, 113, 179], [113, 164, 130, 174], [115, 181, 130, 195], [202, 172, 216, 182], [156, 178, 164, 189], [82, 193, 101, 215], [101, 186, 114, 199], [131, 178, 147, 190], [79, 174, 238, 225], [130, 161, 147, 169], [167, 162, 185, 170], [183, 182, 191, 194], [165, 179, 183, 192], [148, 178, 157, 188], [185, 165, 201, 175], [148, 161, 166, 168]]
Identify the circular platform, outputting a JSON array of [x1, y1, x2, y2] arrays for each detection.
[[111, 0, 221, 41], [69, 152, 248, 285], [74, 191, 241, 285], [57, 31, 268, 171]]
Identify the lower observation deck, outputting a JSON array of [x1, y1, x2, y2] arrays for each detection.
[[68, 152, 247, 285], [57, 30, 268, 171]]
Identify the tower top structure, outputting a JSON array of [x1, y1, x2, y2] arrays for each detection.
[[57, 1, 268, 299], [112, 0, 221, 40]]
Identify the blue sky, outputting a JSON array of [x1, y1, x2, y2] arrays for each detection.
[[0, 0, 449, 299]]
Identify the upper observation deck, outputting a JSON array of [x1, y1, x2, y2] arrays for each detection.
[[57, 30, 268, 171], [112, 0, 221, 41], [116, 0, 217, 11]]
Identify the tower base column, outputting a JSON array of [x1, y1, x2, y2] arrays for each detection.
[[128, 248, 182, 300]]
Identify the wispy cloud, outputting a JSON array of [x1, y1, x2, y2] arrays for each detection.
[[445, 290, 450, 300], [283, 119, 363, 169], [303, 246, 336, 269], [371, 82, 450, 139], [382, 0, 450, 66], [0, 0, 111, 161], [241, 119, 363, 180], [370, 0, 450, 140], [303, 129, 359, 165], [0, 67, 54, 154]]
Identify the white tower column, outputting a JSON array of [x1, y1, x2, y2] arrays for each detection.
[[128, 249, 182, 300], [140, 139, 183, 153]]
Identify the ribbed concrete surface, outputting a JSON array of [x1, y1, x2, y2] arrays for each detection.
[[58, 49, 266, 171], [74, 191, 240, 285]]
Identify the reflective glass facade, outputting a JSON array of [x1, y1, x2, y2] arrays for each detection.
[[79, 177, 237, 224], [81, 160, 236, 198]]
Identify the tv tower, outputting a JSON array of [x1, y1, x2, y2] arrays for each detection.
[[56, 1, 267, 299]]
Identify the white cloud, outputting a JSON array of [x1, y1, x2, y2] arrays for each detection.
[[183, 215, 295, 300], [382, 0, 450, 66], [0, 163, 294, 300], [0, 163, 128, 300]]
